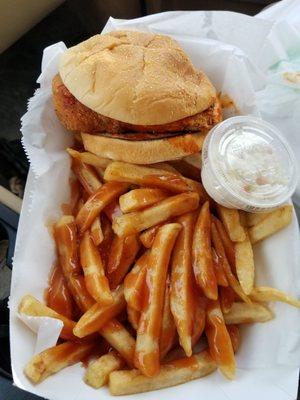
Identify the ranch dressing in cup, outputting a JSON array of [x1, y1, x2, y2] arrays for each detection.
[[201, 116, 298, 212]]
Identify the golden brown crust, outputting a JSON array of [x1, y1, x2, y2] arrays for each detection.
[[58, 30, 217, 125], [52, 74, 222, 135]]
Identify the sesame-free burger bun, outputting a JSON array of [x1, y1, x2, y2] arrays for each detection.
[[81, 130, 209, 165], [59, 30, 217, 126]]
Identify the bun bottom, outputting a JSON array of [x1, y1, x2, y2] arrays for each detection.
[[82, 131, 208, 164]]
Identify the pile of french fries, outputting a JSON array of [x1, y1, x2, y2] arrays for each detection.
[[18, 149, 300, 395]]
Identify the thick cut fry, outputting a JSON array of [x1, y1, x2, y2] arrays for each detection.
[[213, 217, 236, 271], [250, 287, 300, 308], [205, 300, 236, 379], [248, 205, 293, 244], [169, 159, 201, 181], [103, 199, 122, 222], [216, 205, 246, 242], [134, 223, 182, 377], [127, 306, 140, 330], [104, 161, 206, 199], [75, 197, 85, 215], [211, 222, 250, 304], [170, 213, 195, 357], [113, 192, 199, 237], [109, 351, 216, 395], [46, 263, 73, 319], [25, 341, 95, 383], [99, 215, 114, 268], [72, 158, 102, 195], [160, 278, 176, 359], [124, 252, 148, 312], [235, 231, 254, 295], [212, 248, 228, 287], [227, 325, 240, 353], [74, 285, 125, 337], [90, 216, 104, 245], [219, 286, 235, 314], [100, 319, 136, 367], [192, 202, 218, 300], [54, 216, 94, 311], [245, 210, 273, 227], [80, 232, 113, 304], [191, 295, 206, 347], [61, 178, 81, 216], [107, 234, 141, 289], [224, 302, 274, 324], [152, 162, 180, 174], [67, 148, 111, 169], [139, 225, 161, 248], [76, 182, 129, 234], [119, 188, 169, 213], [18, 295, 77, 342], [85, 351, 124, 389]]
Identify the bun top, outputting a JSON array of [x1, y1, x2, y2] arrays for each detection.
[[59, 30, 216, 125]]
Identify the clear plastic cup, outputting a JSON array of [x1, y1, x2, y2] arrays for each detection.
[[201, 116, 298, 212]]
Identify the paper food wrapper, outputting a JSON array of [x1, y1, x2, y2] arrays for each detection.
[[10, 8, 300, 400]]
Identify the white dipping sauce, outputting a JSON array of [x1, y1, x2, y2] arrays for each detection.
[[201, 116, 297, 212]]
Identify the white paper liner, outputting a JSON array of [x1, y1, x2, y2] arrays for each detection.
[[10, 6, 300, 400]]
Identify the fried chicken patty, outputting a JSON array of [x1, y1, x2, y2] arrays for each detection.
[[52, 74, 222, 136]]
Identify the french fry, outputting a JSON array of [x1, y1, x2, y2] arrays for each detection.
[[72, 158, 102, 196], [227, 325, 240, 353], [46, 263, 73, 319], [169, 159, 201, 181], [224, 302, 274, 324], [127, 306, 140, 330], [113, 192, 199, 237], [67, 148, 111, 169], [192, 202, 218, 300], [216, 205, 246, 242], [107, 234, 141, 289], [205, 299, 236, 379], [99, 215, 114, 268], [100, 319, 136, 367], [235, 231, 254, 295], [104, 161, 206, 198], [139, 225, 162, 248], [75, 197, 85, 215], [152, 162, 181, 174], [248, 205, 293, 244], [219, 286, 235, 314], [25, 341, 95, 383], [170, 212, 195, 357], [160, 277, 176, 359], [85, 351, 124, 389], [213, 217, 236, 271], [103, 198, 122, 222], [119, 188, 169, 213], [134, 223, 182, 377], [250, 287, 300, 308], [124, 252, 148, 312], [80, 232, 113, 304], [54, 216, 94, 311], [18, 295, 77, 342], [61, 178, 81, 216], [73, 285, 126, 337], [90, 216, 104, 245], [191, 295, 206, 347], [211, 221, 250, 304], [212, 248, 228, 287], [76, 182, 129, 234], [245, 210, 273, 227], [109, 351, 216, 395]]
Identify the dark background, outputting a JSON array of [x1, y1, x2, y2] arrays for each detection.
[[1, 1, 299, 400]]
